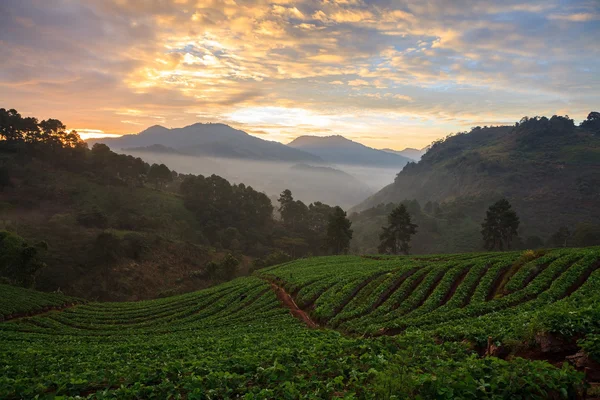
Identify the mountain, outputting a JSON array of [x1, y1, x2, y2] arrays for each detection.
[[124, 144, 182, 154], [92, 123, 322, 163], [353, 114, 600, 239], [381, 147, 427, 161], [287, 135, 411, 168]]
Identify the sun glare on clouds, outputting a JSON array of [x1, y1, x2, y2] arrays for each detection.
[[0, 0, 598, 149]]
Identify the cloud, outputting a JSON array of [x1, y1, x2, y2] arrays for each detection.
[[348, 79, 369, 86], [0, 0, 597, 149], [548, 13, 599, 22]]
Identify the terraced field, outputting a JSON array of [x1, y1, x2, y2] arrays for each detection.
[[1, 248, 600, 398], [0, 284, 83, 321]]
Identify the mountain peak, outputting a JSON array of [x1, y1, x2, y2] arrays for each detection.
[[380, 147, 426, 161], [139, 125, 169, 134], [288, 134, 411, 167], [89, 121, 322, 162]]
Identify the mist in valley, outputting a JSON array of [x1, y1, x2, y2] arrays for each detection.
[[120, 149, 400, 208]]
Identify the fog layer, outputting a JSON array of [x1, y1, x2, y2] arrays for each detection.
[[121, 150, 400, 208]]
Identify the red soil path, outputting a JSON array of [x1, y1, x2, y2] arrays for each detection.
[[1, 302, 79, 322], [270, 283, 318, 328]]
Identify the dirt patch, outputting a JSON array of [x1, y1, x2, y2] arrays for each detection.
[[2, 302, 80, 322], [270, 283, 318, 328]]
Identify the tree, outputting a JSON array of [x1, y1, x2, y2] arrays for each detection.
[[0, 108, 26, 141], [572, 223, 600, 247], [378, 204, 418, 255], [481, 199, 520, 251], [147, 163, 172, 189], [326, 206, 353, 254], [548, 226, 571, 248], [37, 118, 67, 145], [0, 231, 47, 287], [581, 111, 600, 134], [277, 189, 308, 229], [524, 235, 544, 249], [219, 253, 239, 280]]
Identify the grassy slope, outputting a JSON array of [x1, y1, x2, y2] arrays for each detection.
[[3, 247, 599, 398]]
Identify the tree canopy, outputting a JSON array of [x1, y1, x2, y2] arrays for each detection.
[[326, 206, 353, 255], [481, 199, 520, 251], [378, 204, 418, 255]]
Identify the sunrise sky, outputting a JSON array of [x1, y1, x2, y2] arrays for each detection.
[[1, 0, 598, 149]]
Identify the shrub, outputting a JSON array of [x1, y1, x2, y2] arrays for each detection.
[[76, 206, 108, 229]]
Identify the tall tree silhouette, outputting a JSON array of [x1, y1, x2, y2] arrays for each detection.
[[378, 204, 418, 255], [326, 206, 353, 254], [481, 199, 520, 251]]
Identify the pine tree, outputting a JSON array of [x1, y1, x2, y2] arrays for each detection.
[[326, 206, 353, 254], [481, 199, 520, 251], [378, 204, 418, 255]]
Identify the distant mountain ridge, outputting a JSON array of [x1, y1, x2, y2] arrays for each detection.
[[381, 147, 427, 161], [91, 123, 323, 163], [288, 135, 411, 168]]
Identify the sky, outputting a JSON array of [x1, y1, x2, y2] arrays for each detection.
[[0, 0, 598, 150]]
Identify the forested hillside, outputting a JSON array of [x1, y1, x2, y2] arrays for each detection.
[[353, 114, 600, 249], [0, 108, 353, 301]]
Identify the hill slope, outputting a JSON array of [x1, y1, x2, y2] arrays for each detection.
[[288, 135, 411, 168], [2, 248, 599, 398], [354, 116, 600, 238], [94, 123, 323, 162]]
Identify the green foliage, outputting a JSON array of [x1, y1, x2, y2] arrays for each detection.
[[481, 199, 520, 251], [147, 163, 172, 189], [76, 206, 108, 228], [201, 254, 241, 280], [258, 247, 600, 349], [579, 334, 600, 363], [356, 113, 600, 255], [0, 284, 82, 320], [378, 204, 418, 255], [251, 250, 292, 271], [571, 223, 600, 247], [0, 231, 46, 287], [180, 174, 273, 253], [0, 264, 591, 398], [220, 253, 240, 280], [326, 206, 353, 254]]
